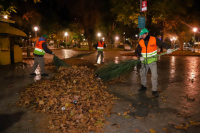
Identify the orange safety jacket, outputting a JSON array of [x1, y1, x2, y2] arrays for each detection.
[[139, 36, 157, 64], [97, 41, 105, 51], [33, 40, 45, 55]]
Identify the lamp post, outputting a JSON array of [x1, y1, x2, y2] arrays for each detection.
[[115, 36, 119, 48], [173, 37, 177, 48], [123, 32, 125, 45], [97, 33, 101, 41], [64, 32, 68, 42], [193, 28, 197, 52], [34, 26, 38, 47], [64, 32, 68, 48]]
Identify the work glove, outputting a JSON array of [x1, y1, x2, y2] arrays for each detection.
[[167, 49, 172, 54], [140, 57, 144, 62]]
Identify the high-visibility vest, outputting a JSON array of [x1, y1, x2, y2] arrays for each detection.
[[97, 41, 105, 51], [139, 36, 157, 64], [33, 40, 45, 55]]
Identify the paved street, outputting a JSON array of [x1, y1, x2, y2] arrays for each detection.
[[1, 49, 200, 133]]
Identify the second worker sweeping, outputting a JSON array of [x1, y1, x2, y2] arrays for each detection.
[[135, 28, 172, 97]]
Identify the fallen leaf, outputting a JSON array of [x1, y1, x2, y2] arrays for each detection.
[[149, 129, 156, 133], [124, 115, 130, 119]]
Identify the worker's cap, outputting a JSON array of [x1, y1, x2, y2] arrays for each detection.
[[42, 34, 48, 39], [139, 28, 149, 35]]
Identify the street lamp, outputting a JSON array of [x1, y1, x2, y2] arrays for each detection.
[[64, 32, 68, 42], [3, 15, 8, 19], [193, 28, 197, 42], [170, 37, 177, 48], [97, 32, 101, 41], [115, 36, 119, 41], [64, 32, 68, 48], [193, 28, 197, 52], [34, 26, 38, 46], [123, 32, 125, 45]]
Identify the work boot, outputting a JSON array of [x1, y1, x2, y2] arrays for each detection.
[[138, 85, 147, 92], [30, 73, 36, 76], [152, 91, 159, 97], [41, 73, 48, 76]]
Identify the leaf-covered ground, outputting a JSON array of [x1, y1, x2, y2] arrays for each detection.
[[17, 66, 114, 133]]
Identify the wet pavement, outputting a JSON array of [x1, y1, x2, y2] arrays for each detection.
[[1, 49, 200, 133]]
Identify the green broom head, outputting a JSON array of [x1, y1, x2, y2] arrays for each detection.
[[53, 55, 69, 69], [95, 48, 179, 82], [95, 59, 140, 81]]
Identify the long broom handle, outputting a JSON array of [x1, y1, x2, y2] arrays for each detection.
[[156, 48, 179, 57], [144, 48, 179, 59]]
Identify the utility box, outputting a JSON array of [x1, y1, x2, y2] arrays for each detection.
[[14, 45, 22, 63], [0, 35, 11, 65], [0, 18, 27, 65]]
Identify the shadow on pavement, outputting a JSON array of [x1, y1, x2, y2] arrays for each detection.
[[0, 111, 25, 132], [110, 88, 178, 118]]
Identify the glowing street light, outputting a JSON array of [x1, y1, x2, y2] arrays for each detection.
[[170, 36, 177, 48], [64, 32, 68, 43], [115, 36, 119, 40], [34, 26, 38, 38], [3, 15, 8, 19], [193, 28, 197, 43], [97, 32, 101, 41], [192, 28, 198, 52], [34, 26, 38, 46]]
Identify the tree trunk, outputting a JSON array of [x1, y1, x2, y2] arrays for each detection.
[[85, 28, 94, 51], [178, 35, 184, 50], [107, 23, 116, 49], [88, 35, 93, 51]]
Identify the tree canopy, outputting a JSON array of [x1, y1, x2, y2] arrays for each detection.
[[1, 0, 200, 50]]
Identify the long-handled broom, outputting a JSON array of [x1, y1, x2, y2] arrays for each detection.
[[53, 55, 70, 69], [53, 52, 95, 69], [95, 48, 179, 82]]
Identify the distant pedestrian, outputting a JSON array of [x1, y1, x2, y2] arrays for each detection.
[[30, 35, 54, 76], [135, 28, 172, 97], [95, 39, 106, 64]]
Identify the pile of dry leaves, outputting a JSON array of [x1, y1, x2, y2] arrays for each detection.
[[17, 66, 114, 132]]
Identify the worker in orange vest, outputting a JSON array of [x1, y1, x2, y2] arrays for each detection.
[[135, 28, 172, 97], [30, 35, 54, 76], [95, 38, 106, 64]]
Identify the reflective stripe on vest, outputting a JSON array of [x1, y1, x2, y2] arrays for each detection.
[[139, 36, 157, 64], [97, 41, 104, 51], [33, 40, 45, 55]]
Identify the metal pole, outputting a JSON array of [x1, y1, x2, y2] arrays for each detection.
[[138, 0, 143, 43], [194, 32, 195, 52], [140, 0, 142, 12], [198, 37, 199, 53], [123, 32, 125, 50], [35, 31, 37, 47]]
